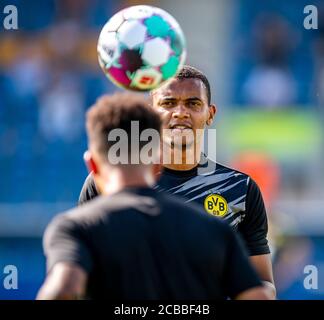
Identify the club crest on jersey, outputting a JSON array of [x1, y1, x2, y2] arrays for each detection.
[[204, 194, 228, 218]]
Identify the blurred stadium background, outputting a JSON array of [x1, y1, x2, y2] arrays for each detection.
[[1, 0, 324, 299]]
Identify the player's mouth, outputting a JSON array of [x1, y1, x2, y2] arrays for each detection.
[[169, 124, 193, 133]]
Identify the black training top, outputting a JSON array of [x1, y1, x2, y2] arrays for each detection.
[[79, 156, 270, 256], [44, 187, 261, 300]]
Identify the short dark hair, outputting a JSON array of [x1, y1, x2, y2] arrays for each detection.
[[86, 92, 161, 161], [174, 65, 211, 105]]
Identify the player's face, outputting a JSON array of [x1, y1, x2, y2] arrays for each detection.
[[152, 78, 215, 148]]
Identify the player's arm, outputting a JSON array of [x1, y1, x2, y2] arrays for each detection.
[[250, 254, 276, 299], [222, 226, 272, 300], [235, 286, 271, 300], [238, 178, 276, 299], [37, 215, 93, 300], [79, 173, 99, 205], [37, 263, 87, 300]]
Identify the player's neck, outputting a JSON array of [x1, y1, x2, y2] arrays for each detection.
[[162, 143, 200, 171], [101, 167, 155, 196], [163, 163, 198, 171]]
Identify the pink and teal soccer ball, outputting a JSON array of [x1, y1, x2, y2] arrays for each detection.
[[97, 5, 187, 91]]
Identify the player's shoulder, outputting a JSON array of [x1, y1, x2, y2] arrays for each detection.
[[79, 172, 100, 205], [214, 162, 264, 200], [51, 196, 110, 229], [217, 162, 247, 176], [215, 160, 249, 178], [59, 189, 162, 224], [82, 172, 98, 192], [202, 157, 251, 182], [79, 172, 95, 191]]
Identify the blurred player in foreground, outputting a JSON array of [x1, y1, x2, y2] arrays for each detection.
[[79, 66, 276, 298], [37, 93, 270, 300]]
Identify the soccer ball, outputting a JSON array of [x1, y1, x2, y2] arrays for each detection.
[[97, 5, 186, 91]]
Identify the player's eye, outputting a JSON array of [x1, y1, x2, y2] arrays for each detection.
[[188, 101, 201, 108], [161, 101, 175, 107]]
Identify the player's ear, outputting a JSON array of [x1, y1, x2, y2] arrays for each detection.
[[206, 104, 217, 126], [83, 150, 99, 174]]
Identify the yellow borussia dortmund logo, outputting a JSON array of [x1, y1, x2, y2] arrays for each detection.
[[204, 194, 228, 217]]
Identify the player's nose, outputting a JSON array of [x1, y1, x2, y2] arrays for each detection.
[[172, 103, 189, 118]]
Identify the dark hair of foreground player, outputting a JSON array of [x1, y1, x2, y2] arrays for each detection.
[[86, 92, 161, 161]]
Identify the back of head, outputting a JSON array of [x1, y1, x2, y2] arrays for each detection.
[[86, 92, 162, 166]]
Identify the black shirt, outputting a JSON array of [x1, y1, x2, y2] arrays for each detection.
[[79, 157, 270, 256], [44, 187, 262, 300]]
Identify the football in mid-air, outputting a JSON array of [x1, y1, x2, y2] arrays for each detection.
[[97, 5, 186, 91]]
